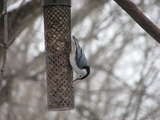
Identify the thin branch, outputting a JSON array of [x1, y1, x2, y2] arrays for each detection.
[[72, 0, 108, 28], [0, 0, 4, 14], [121, 92, 134, 120], [133, 87, 145, 120], [114, 0, 160, 44], [0, 0, 8, 91], [0, 0, 42, 59], [140, 105, 160, 120]]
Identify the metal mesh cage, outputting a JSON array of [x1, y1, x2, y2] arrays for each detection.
[[43, 2, 74, 111]]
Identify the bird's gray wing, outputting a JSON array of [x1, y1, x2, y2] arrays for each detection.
[[76, 48, 89, 69]]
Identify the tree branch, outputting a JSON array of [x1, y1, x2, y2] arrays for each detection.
[[72, 0, 108, 28], [0, 0, 42, 60], [0, 0, 8, 92], [114, 0, 160, 44], [0, 0, 4, 14]]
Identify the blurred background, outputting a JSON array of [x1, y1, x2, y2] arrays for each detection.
[[0, 0, 160, 120]]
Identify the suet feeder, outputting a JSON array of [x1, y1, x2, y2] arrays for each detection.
[[42, 0, 74, 111]]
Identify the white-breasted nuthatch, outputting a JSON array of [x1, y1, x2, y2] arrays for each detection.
[[70, 36, 90, 82]]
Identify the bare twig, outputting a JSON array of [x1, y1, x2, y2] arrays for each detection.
[[114, 0, 160, 44], [121, 92, 134, 120], [0, 0, 8, 90], [140, 105, 160, 120]]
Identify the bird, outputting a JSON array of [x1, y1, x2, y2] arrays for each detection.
[[69, 36, 90, 83]]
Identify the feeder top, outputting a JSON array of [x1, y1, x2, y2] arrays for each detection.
[[42, 0, 71, 7]]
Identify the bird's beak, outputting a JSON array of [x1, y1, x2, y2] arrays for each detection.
[[72, 78, 80, 83]]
